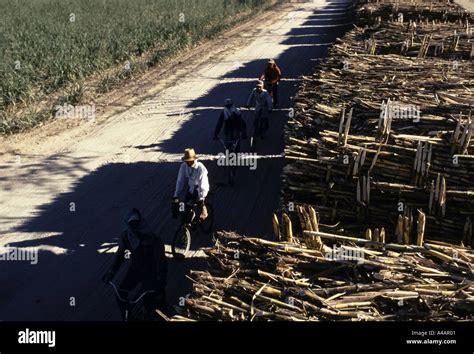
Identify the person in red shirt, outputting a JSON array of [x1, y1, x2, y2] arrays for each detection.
[[259, 59, 282, 108]]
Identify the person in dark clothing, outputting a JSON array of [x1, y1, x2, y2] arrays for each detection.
[[246, 81, 273, 137], [102, 208, 168, 321], [259, 59, 282, 108], [213, 98, 247, 150]]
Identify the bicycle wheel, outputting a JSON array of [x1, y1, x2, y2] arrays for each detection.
[[171, 226, 191, 259], [129, 302, 143, 321], [199, 203, 214, 234]]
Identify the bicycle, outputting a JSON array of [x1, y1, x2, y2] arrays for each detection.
[[248, 109, 269, 153], [108, 280, 157, 321], [264, 79, 279, 107], [171, 197, 214, 259], [263, 80, 274, 97], [218, 137, 240, 186]]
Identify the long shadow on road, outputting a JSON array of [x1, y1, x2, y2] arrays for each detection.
[[2, 0, 354, 321]]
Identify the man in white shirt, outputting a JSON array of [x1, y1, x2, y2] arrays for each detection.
[[173, 148, 210, 219]]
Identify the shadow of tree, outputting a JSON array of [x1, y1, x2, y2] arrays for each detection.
[[0, 0, 354, 321]]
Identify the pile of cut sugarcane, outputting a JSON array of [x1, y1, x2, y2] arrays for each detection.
[[173, 224, 474, 321], [284, 0, 474, 245], [357, 0, 472, 29]]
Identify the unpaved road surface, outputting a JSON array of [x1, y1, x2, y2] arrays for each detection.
[[0, 0, 353, 320], [455, 0, 474, 12]]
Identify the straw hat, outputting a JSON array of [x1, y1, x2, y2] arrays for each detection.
[[182, 148, 198, 162], [256, 80, 264, 87]]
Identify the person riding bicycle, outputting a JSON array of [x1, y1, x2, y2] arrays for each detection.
[[245, 80, 273, 138], [213, 98, 247, 151], [102, 208, 168, 321], [259, 59, 282, 108], [173, 148, 210, 220]]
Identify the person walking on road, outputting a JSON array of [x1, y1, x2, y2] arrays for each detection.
[[246, 80, 273, 138], [259, 59, 282, 107], [173, 148, 210, 220], [102, 208, 168, 321]]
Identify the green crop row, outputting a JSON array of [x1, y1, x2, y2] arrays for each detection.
[[0, 0, 274, 134]]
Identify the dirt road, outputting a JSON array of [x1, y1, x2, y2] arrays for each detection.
[[0, 0, 353, 320], [455, 0, 474, 12]]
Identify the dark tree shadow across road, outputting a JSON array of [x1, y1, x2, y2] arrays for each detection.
[[0, 0, 354, 320]]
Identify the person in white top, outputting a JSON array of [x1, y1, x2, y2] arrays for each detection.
[[246, 80, 273, 138], [173, 148, 210, 219]]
